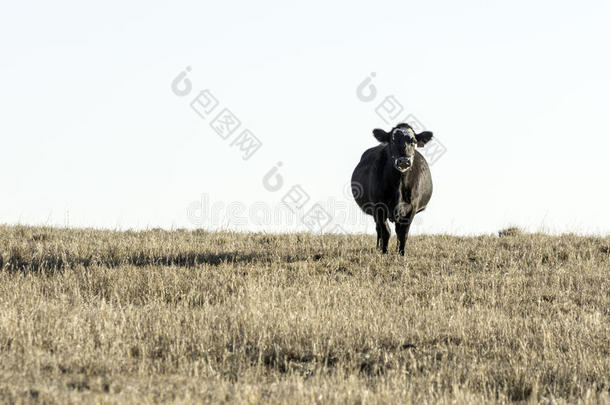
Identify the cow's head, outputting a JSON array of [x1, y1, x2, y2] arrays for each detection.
[[373, 124, 433, 172]]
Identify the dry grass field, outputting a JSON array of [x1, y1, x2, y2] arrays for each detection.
[[0, 225, 609, 404]]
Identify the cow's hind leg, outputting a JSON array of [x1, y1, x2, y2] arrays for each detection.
[[375, 217, 391, 254]]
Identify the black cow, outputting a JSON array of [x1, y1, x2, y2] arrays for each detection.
[[351, 123, 434, 255]]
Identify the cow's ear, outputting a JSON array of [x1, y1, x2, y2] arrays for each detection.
[[415, 131, 433, 147], [373, 129, 390, 143]]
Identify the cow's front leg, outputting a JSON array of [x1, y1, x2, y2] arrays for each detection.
[[395, 211, 415, 256]]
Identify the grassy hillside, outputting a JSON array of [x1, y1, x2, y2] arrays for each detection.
[[0, 225, 609, 404]]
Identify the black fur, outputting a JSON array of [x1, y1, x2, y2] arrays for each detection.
[[351, 124, 434, 255]]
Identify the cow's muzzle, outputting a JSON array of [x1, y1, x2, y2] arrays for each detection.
[[394, 157, 411, 172]]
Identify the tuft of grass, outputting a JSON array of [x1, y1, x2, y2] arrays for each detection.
[[0, 225, 609, 404], [498, 226, 524, 237]]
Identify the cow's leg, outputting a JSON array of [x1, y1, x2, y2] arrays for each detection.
[[375, 217, 391, 254], [381, 220, 391, 253], [395, 212, 415, 256], [395, 222, 408, 256]]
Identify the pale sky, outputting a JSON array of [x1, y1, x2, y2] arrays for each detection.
[[1, 0, 609, 235]]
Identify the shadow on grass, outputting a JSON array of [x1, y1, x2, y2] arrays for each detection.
[[0, 250, 286, 274]]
